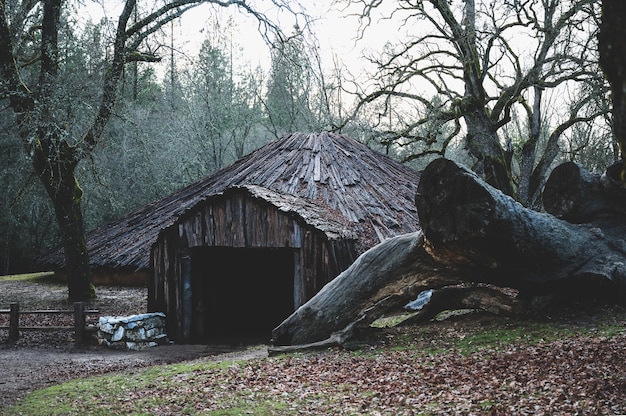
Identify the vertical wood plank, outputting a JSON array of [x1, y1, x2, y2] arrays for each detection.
[[181, 250, 192, 343]]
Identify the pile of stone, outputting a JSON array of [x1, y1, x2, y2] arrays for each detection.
[[97, 312, 169, 351]]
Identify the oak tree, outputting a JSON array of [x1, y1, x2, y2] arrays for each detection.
[[342, 0, 606, 205]]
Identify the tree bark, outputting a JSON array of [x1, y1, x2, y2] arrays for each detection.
[[53, 181, 94, 302], [599, 0, 626, 182]]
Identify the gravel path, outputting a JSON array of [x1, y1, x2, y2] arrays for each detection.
[[0, 277, 266, 409]]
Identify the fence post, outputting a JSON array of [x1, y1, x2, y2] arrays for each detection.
[[74, 302, 85, 345], [9, 302, 19, 341]]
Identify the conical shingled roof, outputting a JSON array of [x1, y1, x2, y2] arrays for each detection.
[[37, 132, 421, 272]]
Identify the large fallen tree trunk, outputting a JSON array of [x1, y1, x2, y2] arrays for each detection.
[[272, 158, 626, 348], [271, 232, 465, 347], [415, 158, 626, 296]]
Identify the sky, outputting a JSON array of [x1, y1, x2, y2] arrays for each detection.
[[82, 0, 399, 80], [172, 0, 396, 76]]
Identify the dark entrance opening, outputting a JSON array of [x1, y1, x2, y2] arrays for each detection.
[[190, 247, 295, 344]]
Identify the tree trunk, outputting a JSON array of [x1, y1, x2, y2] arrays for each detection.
[[416, 158, 626, 298], [271, 232, 465, 346], [272, 158, 626, 347], [599, 0, 626, 182], [53, 180, 95, 302], [463, 107, 514, 197], [35, 154, 94, 302], [518, 86, 542, 208]]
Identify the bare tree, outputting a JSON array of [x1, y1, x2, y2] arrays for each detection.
[[340, 0, 606, 204], [274, 0, 626, 347], [0, 0, 298, 301]]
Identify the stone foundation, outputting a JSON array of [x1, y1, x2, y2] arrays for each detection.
[[97, 312, 168, 351]]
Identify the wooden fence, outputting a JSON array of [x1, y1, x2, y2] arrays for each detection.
[[0, 302, 99, 345]]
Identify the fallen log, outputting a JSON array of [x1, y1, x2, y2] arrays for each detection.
[[415, 158, 626, 299], [271, 158, 626, 348], [543, 161, 626, 225], [271, 232, 465, 346]]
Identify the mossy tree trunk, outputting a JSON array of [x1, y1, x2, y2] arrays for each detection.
[[0, 0, 129, 301], [1, 0, 94, 301], [448, 0, 515, 197], [36, 0, 93, 301], [33, 144, 95, 301]]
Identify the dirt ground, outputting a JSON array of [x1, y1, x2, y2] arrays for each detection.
[[4, 277, 626, 414], [0, 277, 268, 409]]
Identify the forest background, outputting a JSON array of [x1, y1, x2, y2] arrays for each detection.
[[0, 0, 614, 277]]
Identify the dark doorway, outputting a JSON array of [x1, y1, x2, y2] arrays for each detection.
[[190, 247, 295, 344]]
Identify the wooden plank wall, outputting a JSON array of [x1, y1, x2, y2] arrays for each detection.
[[149, 192, 358, 342]]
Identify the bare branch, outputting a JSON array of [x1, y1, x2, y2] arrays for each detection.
[[342, 0, 606, 201]]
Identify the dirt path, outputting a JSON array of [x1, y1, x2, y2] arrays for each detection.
[[0, 277, 267, 409], [0, 343, 268, 408]]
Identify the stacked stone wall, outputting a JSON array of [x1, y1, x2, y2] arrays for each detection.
[[97, 312, 168, 350]]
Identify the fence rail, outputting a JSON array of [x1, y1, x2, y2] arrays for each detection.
[[0, 302, 99, 345]]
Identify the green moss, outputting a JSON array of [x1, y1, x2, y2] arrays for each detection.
[[371, 312, 417, 328], [453, 323, 553, 355], [72, 176, 84, 203], [88, 282, 96, 297], [0, 272, 56, 282]]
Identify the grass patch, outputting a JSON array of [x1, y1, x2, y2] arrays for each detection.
[[453, 322, 564, 354], [5, 360, 256, 416], [371, 312, 418, 328], [371, 308, 626, 357], [6, 355, 349, 416], [0, 271, 56, 283]]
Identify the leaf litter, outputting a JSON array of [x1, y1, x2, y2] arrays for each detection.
[[2, 277, 626, 415]]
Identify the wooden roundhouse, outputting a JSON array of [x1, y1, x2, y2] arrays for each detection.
[[39, 132, 421, 343]]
